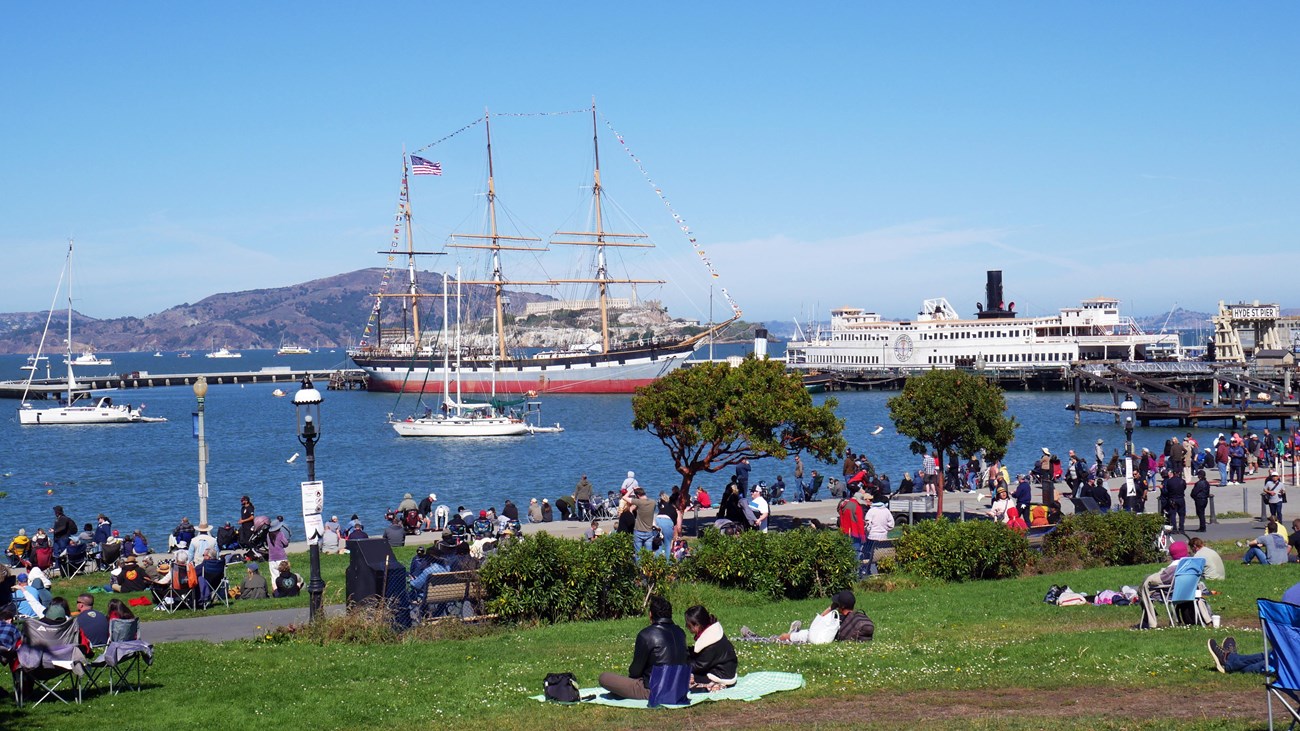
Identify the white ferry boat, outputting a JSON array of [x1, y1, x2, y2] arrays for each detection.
[[786, 271, 1177, 373]]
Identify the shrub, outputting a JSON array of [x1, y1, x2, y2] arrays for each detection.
[[892, 518, 1030, 582], [1041, 511, 1163, 568], [479, 531, 645, 623], [683, 527, 857, 600]]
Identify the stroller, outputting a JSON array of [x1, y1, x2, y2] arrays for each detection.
[[243, 516, 270, 562]]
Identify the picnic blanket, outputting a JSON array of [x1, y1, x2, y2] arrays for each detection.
[[530, 671, 804, 708]]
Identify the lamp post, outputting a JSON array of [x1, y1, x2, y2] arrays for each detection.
[[193, 376, 209, 531], [1121, 396, 1138, 511], [1292, 415, 1300, 490], [293, 376, 325, 622]]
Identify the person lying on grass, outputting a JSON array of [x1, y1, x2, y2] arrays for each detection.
[[738, 590, 874, 644]]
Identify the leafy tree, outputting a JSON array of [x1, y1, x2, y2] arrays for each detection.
[[632, 356, 846, 495], [887, 369, 1019, 516]]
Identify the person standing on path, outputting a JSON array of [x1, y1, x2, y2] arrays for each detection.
[[573, 475, 594, 520], [793, 456, 805, 502], [625, 487, 658, 555], [1036, 447, 1056, 506], [51, 506, 76, 557], [1190, 470, 1211, 532], [748, 486, 769, 533], [1163, 469, 1187, 533], [238, 496, 255, 548], [1215, 437, 1230, 487]]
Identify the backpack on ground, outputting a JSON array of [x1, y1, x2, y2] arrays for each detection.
[[543, 672, 581, 703]]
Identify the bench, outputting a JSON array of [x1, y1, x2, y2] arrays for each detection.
[[420, 570, 493, 622]]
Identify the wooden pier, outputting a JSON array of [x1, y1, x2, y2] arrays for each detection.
[[0, 368, 369, 399], [1071, 362, 1300, 427]]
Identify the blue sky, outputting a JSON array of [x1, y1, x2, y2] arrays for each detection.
[[2, 2, 1297, 327]]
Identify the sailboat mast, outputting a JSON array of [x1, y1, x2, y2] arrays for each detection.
[[65, 239, 76, 402], [456, 267, 463, 405], [590, 104, 611, 354], [441, 271, 450, 407]]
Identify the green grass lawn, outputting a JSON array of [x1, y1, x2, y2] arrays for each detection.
[[9, 540, 1292, 729]]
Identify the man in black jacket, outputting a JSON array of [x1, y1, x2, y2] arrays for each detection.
[[1163, 470, 1188, 533], [1190, 470, 1212, 532], [51, 506, 76, 556], [599, 595, 687, 700]]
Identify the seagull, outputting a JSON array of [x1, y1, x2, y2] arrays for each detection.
[[871, 426, 884, 435]]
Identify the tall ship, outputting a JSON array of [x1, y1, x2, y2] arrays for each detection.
[[786, 271, 1177, 373], [349, 105, 738, 395]]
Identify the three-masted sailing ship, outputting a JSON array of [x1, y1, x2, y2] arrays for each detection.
[[349, 105, 737, 395]]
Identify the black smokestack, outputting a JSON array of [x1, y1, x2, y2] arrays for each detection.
[[986, 270, 1003, 312]]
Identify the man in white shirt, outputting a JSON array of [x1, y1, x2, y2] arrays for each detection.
[[748, 486, 769, 533]]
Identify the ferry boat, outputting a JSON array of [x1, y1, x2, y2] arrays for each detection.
[[276, 344, 311, 356], [66, 351, 112, 367], [785, 271, 1177, 373], [205, 346, 242, 359]]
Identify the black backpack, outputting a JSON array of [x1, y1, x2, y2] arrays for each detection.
[[543, 672, 580, 703]]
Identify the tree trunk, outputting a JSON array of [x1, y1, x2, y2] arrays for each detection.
[[936, 451, 945, 517]]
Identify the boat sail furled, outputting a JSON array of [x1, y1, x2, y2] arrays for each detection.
[[18, 241, 165, 426], [349, 104, 738, 395]]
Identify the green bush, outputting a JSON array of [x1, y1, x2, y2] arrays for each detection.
[[683, 527, 857, 600], [892, 518, 1030, 581], [1041, 511, 1163, 568], [479, 531, 644, 623]]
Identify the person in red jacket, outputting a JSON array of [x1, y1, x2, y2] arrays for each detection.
[[838, 492, 867, 561]]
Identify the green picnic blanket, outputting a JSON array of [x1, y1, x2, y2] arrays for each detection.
[[530, 671, 804, 708]]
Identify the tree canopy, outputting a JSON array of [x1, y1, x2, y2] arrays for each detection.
[[632, 357, 846, 494], [887, 369, 1019, 515]]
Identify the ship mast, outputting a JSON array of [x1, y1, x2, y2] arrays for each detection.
[[452, 110, 550, 361], [549, 101, 664, 354], [369, 155, 445, 353]]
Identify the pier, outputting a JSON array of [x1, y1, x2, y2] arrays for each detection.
[[0, 367, 369, 399], [1070, 362, 1300, 427]]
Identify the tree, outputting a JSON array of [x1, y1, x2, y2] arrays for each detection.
[[632, 356, 846, 496], [887, 369, 1019, 516]]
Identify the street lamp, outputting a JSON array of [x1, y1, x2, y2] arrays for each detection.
[[1120, 396, 1138, 511], [293, 376, 325, 622], [193, 377, 209, 531]]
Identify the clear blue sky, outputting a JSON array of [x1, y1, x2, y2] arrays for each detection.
[[3, 2, 1297, 327]]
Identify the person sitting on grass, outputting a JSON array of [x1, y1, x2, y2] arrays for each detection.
[[684, 605, 737, 690], [599, 595, 687, 701], [239, 562, 268, 600], [1190, 537, 1225, 580], [272, 560, 302, 598], [1207, 582, 1300, 673], [740, 589, 874, 644], [1243, 519, 1289, 565]]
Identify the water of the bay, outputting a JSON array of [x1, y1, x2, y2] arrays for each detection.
[[0, 348, 1274, 540]]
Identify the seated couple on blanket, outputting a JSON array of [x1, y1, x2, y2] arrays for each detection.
[[599, 596, 739, 702], [739, 589, 874, 644]]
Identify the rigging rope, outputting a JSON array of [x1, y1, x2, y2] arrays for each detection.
[[359, 168, 411, 347], [601, 114, 743, 319]]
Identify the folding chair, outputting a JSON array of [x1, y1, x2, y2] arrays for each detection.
[[1155, 557, 1209, 627], [204, 574, 231, 609], [85, 618, 150, 695], [14, 619, 86, 707], [1260, 598, 1300, 730], [60, 544, 93, 578]]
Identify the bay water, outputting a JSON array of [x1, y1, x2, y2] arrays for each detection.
[[0, 347, 1241, 541]]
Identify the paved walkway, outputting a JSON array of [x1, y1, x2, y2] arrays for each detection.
[[142, 469, 1287, 644]]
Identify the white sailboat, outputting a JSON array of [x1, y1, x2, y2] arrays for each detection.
[[18, 241, 165, 425], [390, 270, 534, 437]]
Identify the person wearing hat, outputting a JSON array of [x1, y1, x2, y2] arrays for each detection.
[[1136, 541, 1196, 629], [471, 511, 494, 538], [1095, 438, 1106, 471], [418, 492, 438, 530], [398, 493, 419, 513], [188, 523, 217, 564], [621, 471, 640, 496], [11, 572, 46, 618], [239, 562, 268, 600], [541, 498, 554, 523], [1035, 447, 1056, 505], [1264, 470, 1286, 522], [238, 495, 256, 548], [216, 522, 239, 551], [267, 516, 290, 563], [748, 485, 769, 533], [321, 516, 343, 554], [6, 528, 30, 567]]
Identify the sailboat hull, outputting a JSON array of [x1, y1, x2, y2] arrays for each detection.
[[17, 401, 159, 425], [354, 345, 695, 395], [391, 416, 530, 437]]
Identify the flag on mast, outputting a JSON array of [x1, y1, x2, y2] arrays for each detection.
[[410, 156, 442, 176]]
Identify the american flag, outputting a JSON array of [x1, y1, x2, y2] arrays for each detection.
[[410, 155, 442, 176]]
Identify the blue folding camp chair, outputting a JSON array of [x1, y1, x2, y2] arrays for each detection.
[[1259, 598, 1300, 730], [1166, 557, 1208, 627]]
